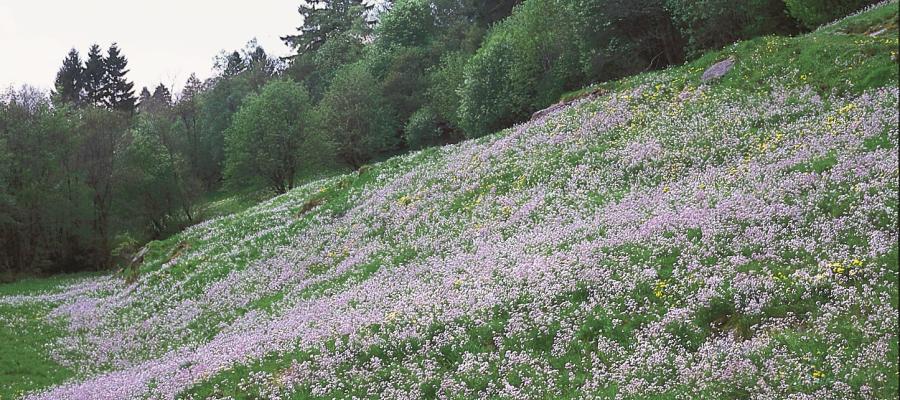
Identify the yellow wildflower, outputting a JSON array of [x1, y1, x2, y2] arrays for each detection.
[[829, 261, 845, 275], [653, 279, 668, 298], [838, 103, 856, 114], [812, 370, 825, 379], [515, 175, 527, 189]]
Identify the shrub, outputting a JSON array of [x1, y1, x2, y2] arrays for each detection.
[[404, 107, 443, 150], [458, 0, 582, 138], [573, 0, 686, 80], [785, 0, 881, 29], [118, 117, 185, 236], [426, 51, 470, 135], [317, 62, 398, 168], [375, 0, 436, 48], [224, 79, 330, 193]]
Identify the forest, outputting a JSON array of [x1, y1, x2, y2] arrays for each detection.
[[0, 0, 880, 279]]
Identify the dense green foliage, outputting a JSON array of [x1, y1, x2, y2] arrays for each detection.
[[574, 0, 685, 78], [317, 63, 398, 168], [52, 49, 85, 106], [403, 106, 443, 150], [281, 0, 373, 55], [665, 0, 799, 56], [0, 43, 285, 279], [117, 115, 196, 238], [225, 80, 331, 193], [0, 93, 116, 277], [459, 0, 582, 137]]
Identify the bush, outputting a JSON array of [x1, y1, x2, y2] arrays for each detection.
[[375, 0, 436, 48], [426, 51, 469, 135], [224, 79, 330, 193], [317, 62, 398, 168], [665, 0, 798, 57], [785, 0, 880, 29], [573, 0, 685, 81], [117, 117, 184, 236], [458, 0, 582, 138], [309, 32, 365, 97], [403, 107, 443, 150], [373, 46, 432, 124]]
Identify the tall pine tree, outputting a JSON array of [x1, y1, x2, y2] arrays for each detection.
[[151, 83, 172, 106], [281, 0, 374, 56], [222, 51, 246, 77], [84, 44, 108, 107], [138, 84, 172, 114], [181, 73, 204, 101], [137, 87, 153, 112], [105, 43, 137, 113], [52, 49, 85, 106]]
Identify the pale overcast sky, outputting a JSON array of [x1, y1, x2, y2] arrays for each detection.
[[0, 0, 301, 94]]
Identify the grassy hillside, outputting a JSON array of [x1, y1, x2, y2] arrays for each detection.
[[1, 2, 898, 399]]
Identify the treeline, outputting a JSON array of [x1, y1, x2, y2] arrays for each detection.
[[0, 0, 877, 278]]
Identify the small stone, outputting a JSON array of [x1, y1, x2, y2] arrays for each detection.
[[530, 102, 568, 121], [868, 28, 887, 37], [701, 57, 735, 82], [131, 246, 149, 265]]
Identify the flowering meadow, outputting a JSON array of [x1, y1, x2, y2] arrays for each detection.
[[1, 3, 898, 399]]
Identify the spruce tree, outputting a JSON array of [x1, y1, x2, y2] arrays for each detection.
[[139, 84, 172, 114], [181, 73, 204, 101], [281, 0, 373, 56], [84, 44, 108, 107], [52, 49, 85, 106], [137, 87, 152, 112], [105, 43, 137, 113], [151, 83, 172, 106], [223, 51, 246, 77]]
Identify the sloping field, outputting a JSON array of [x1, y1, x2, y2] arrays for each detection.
[[1, 3, 898, 399]]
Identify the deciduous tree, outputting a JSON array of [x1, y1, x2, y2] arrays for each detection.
[[225, 79, 331, 193]]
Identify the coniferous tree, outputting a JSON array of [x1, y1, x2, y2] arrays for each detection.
[[151, 83, 172, 107], [105, 43, 137, 113], [52, 49, 85, 106], [137, 87, 153, 111], [282, 0, 374, 56], [139, 84, 172, 115], [84, 44, 108, 107], [222, 51, 246, 77], [181, 74, 204, 101]]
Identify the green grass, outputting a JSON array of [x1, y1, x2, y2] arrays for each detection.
[[0, 275, 89, 399]]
